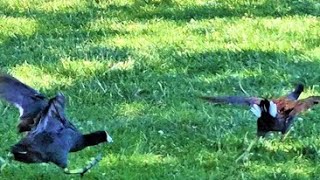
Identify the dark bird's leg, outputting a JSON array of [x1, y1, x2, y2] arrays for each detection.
[[0, 152, 14, 172], [64, 153, 103, 176]]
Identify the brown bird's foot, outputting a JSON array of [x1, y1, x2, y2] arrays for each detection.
[[235, 137, 264, 163], [235, 139, 255, 163]]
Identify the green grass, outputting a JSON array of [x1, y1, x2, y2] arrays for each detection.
[[0, 0, 319, 179]]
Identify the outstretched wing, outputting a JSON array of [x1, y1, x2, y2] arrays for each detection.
[[200, 96, 262, 106], [289, 96, 320, 116], [34, 93, 76, 133], [0, 75, 48, 118]]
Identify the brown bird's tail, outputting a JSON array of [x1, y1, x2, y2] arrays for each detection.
[[286, 83, 304, 100], [199, 96, 261, 106]]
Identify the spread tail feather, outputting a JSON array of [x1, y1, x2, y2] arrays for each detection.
[[286, 83, 304, 100]]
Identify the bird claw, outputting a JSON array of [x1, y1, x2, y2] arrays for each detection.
[[0, 153, 13, 173], [63, 153, 102, 176], [235, 139, 257, 163]]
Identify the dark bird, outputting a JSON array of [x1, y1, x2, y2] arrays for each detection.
[[201, 84, 320, 137], [0, 74, 112, 173]]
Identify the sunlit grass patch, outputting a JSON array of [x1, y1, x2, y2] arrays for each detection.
[[59, 58, 135, 79], [101, 153, 177, 166], [0, 0, 88, 14], [60, 58, 107, 77], [248, 161, 314, 179], [0, 16, 37, 40], [9, 63, 72, 90], [96, 16, 319, 56], [115, 102, 147, 118], [8, 57, 136, 91], [0, 0, 39, 12], [39, 0, 87, 13]]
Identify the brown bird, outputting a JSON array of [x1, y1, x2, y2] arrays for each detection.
[[201, 84, 320, 137]]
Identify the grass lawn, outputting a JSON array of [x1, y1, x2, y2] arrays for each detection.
[[0, 0, 319, 179]]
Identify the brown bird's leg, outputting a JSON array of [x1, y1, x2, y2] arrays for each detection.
[[235, 136, 263, 163], [280, 116, 295, 141], [235, 139, 256, 163], [281, 129, 292, 141]]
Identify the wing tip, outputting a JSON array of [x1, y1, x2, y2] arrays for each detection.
[[198, 96, 221, 103]]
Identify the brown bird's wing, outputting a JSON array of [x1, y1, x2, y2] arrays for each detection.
[[200, 96, 262, 106], [288, 96, 320, 116]]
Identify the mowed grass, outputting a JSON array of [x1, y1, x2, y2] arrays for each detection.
[[0, 0, 319, 179]]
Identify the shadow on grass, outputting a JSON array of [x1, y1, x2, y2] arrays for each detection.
[[0, 0, 318, 70], [0, 3, 133, 71], [74, 0, 320, 22], [104, 0, 319, 22], [0, 0, 318, 68]]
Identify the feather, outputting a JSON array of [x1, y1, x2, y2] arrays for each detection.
[[200, 96, 261, 106], [0, 75, 48, 132]]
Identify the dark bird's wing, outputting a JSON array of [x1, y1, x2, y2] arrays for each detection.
[[0, 75, 48, 119], [0, 75, 49, 132], [200, 96, 262, 106], [34, 93, 76, 134], [11, 93, 78, 169]]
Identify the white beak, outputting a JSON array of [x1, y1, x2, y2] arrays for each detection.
[[106, 132, 113, 143]]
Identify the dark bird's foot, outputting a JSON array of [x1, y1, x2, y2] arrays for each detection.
[[63, 153, 103, 176]]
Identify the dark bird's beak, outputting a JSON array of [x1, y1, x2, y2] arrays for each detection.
[[106, 132, 113, 143]]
